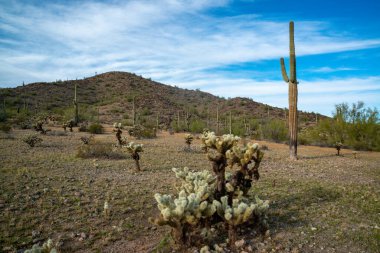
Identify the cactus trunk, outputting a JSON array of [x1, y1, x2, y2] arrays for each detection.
[[280, 21, 298, 160], [73, 83, 79, 126], [132, 96, 136, 126], [229, 111, 232, 134]]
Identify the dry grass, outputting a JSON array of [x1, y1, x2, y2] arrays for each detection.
[[0, 128, 379, 253]]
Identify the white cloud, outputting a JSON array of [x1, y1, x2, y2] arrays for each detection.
[[307, 67, 357, 73]]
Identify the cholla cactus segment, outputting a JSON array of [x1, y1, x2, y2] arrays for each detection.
[[123, 142, 143, 154], [172, 167, 216, 201], [201, 131, 240, 154], [154, 191, 217, 226], [226, 142, 262, 167], [214, 195, 269, 226], [24, 239, 57, 253], [113, 122, 122, 129], [153, 168, 219, 226]]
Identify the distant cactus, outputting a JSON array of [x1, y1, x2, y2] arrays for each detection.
[[113, 122, 127, 146], [63, 120, 74, 132], [184, 134, 194, 150], [124, 142, 143, 171], [33, 120, 47, 134], [23, 134, 43, 147], [24, 239, 56, 253], [335, 142, 343, 156], [73, 83, 79, 126]]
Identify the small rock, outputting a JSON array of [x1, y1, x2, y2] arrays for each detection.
[[235, 239, 245, 248], [311, 227, 317, 231]]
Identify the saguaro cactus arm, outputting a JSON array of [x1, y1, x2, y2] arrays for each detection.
[[280, 58, 289, 82]]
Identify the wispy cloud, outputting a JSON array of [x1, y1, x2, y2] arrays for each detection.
[[0, 0, 379, 115], [307, 66, 357, 73]]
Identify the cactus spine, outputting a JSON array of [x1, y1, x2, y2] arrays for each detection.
[[73, 82, 79, 126], [280, 21, 298, 160]]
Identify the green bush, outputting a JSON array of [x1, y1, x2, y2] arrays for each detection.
[[260, 119, 288, 143], [189, 120, 206, 133], [301, 102, 380, 151], [77, 140, 125, 159], [0, 123, 11, 133], [88, 123, 104, 134]]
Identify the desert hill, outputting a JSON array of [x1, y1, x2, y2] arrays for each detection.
[[0, 71, 322, 129]]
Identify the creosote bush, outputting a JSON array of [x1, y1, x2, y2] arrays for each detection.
[[150, 131, 269, 251], [88, 123, 104, 134], [23, 134, 43, 147], [77, 140, 125, 159], [128, 124, 156, 139]]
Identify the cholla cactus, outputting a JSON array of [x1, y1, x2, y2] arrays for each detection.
[[335, 142, 343, 156], [34, 120, 47, 134], [201, 132, 240, 154], [184, 134, 194, 150], [201, 131, 240, 197], [123, 142, 143, 171], [214, 195, 269, 247], [150, 168, 218, 247], [113, 122, 126, 146], [23, 134, 43, 147], [225, 142, 264, 193], [24, 239, 57, 253], [63, 120, 74, 132]]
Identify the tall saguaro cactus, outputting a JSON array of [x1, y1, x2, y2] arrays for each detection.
[[73, 83, 79, 125], [280, 21, 298, 160]]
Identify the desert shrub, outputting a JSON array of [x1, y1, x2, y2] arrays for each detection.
[[128, 124, 156, 139], [189, 120, 206, 133], [260, 119, 287, 143], [0, 122, 11, 133], [78, 122, 88, 132], [301, 102, 380, 151], [88, 123, 104, 134], [150, 132, 269, 251], [76, 140, 125, 159], [46, 130, 67, 136], [23, 134, 43, 147]]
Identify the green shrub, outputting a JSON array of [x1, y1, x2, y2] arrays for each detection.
[[128, 125, 156, 139], [0, 122, 11, 133], [260, 119, 287, 143], [88, 123, 104, 134], [23, 134, 43, 147], [76, 140, 125, 159]]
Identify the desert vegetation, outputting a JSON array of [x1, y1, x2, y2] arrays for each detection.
[[0, 22, 379, 253]]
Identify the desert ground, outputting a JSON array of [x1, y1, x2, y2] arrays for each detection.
[[0, 127, 379, 253]]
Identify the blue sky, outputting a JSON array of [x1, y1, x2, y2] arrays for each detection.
[[1, 0, 379, 116]]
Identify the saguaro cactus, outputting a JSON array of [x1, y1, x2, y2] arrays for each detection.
[[73, 83, 79, 126], [280, 21, 299, 160]]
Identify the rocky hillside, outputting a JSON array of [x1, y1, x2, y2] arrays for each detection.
[[0, 71, 323, 128]]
